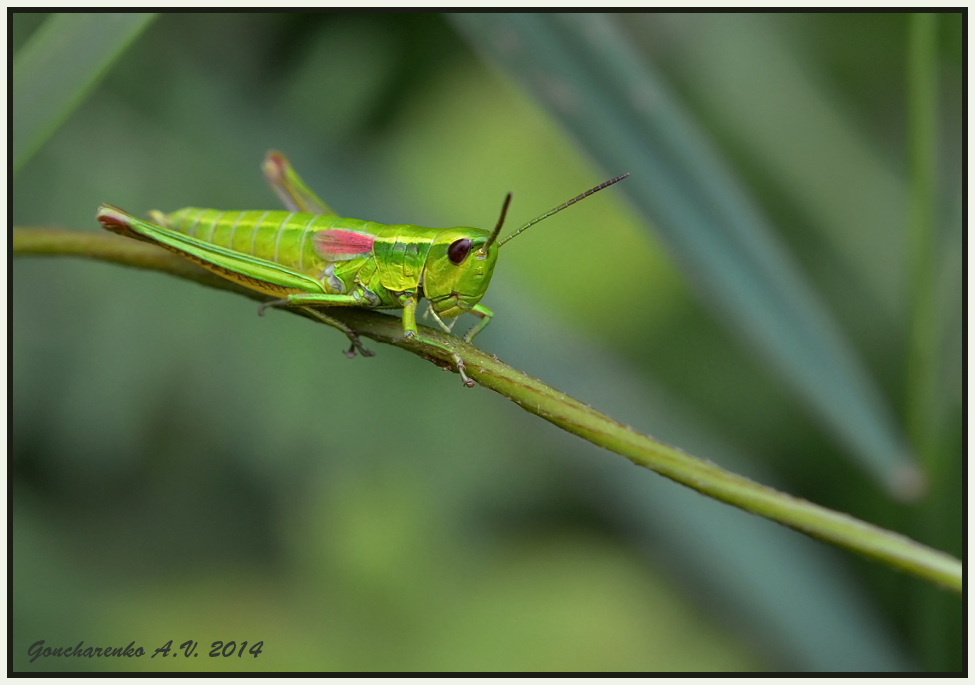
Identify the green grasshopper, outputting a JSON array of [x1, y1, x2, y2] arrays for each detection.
[[97, 151, 627, 387]]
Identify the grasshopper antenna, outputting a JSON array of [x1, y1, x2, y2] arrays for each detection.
[[482, 192, 513, 252], [497, 173, 629, 248]]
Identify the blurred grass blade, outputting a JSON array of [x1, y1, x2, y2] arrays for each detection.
[[904, 12, 939, 470], [13, 12, 157, 176], [905, 13, 952, 671], [451, 13, 919, 498], [647, 14, 906, 317]]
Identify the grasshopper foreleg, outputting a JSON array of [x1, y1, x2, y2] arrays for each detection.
[[402, 295, 474, 387], [427, 307, 457, 334]]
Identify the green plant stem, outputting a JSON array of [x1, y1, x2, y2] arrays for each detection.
[[13, 226, 963, 594]]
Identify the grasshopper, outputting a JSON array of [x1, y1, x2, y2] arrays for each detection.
[[97, 151, 627, 387]]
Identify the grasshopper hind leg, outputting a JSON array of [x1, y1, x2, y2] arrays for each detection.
[[260, 298, 373, 358], [300, 307, 374, 358]]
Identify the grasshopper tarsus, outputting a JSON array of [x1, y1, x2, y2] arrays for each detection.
[[330, 325, 372, 358], [345, 337, 374, 358], [453, 355, 475, 388]]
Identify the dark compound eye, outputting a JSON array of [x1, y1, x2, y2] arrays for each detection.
[[447, 238, 472, 265]]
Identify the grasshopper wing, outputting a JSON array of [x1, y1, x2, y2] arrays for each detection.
[[312, 229, 375, 262], [97, 204, 327, 295]]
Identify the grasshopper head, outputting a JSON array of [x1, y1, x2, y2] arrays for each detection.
[[423, 228, 499, 319], [421, 174, 628, 322]]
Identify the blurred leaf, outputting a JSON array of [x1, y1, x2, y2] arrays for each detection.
[[13, 12, 157, 176], [450, 13, 918, 497], [282, 16, 396, 141], [639, 13, 907, 316]]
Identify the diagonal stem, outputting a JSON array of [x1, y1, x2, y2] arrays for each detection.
[[13, 226, 963, 594]]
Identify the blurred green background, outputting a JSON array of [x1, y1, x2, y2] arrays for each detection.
[[12, 13, 962, 672]]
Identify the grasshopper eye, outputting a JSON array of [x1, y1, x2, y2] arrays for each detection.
[[447, 238, 472, 265]]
